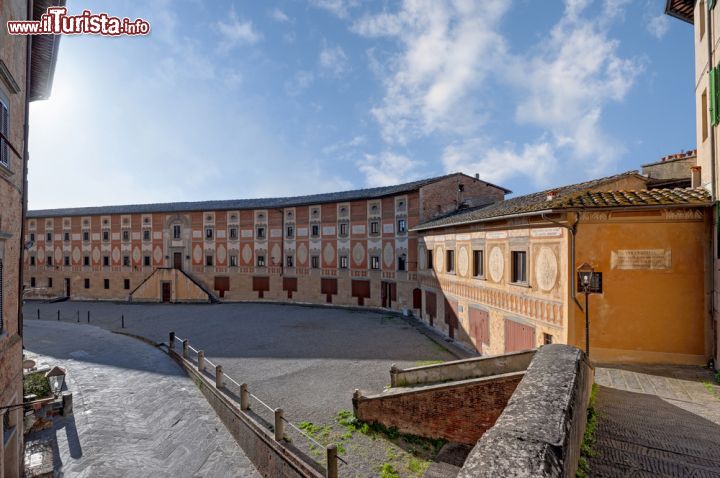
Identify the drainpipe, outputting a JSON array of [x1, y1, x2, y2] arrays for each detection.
[[17, 0, 34, 339], [708, 5, 719, 365]]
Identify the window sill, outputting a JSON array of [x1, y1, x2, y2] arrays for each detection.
[[473, 275, 486, 281], [510, 282, 531, 288], [0, 161, 14, 178]]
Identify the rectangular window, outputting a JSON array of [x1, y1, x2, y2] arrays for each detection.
[[30, 277, 36, 287], [339, 256, 349, 269], [64, 256, 70, 267], [103, 256, 109, 267], [102, 231, 109, 242], [511, 251, 528, 284], [47, 232, 52, 242], [370, 221, 379, 234], [30, 232, 35, 242], [48, 277, 52, 288], [30, 256, 35, 266], [286, 226, 294, 238], [257, 255, 266, 267], [370, 256, 380, 270], [124, 279, 130, 290], [311, 255, 319, 269], [144, 256, 151, 267], [229, 255, 238, 267], [205, 227, 214, 239], [0, 258, 3, 332], [339, 223, 348, 236], [64, 232, 70, 242], [0, 99, 8, 167], [286, 255, 294, 267], [229, 227, 238, 239], [173, 225, 181, 239], [473, 250, 484, 277], [123, 256, 130, 267], [143, 230, 151, 241], [206, 255, 214, 266], [311, 225, 319, 237], [427, 250, 433, 270], [84, 278, 90, 289], [83, 256, 90, 266], [398, 255, 406, 271], [47, 256, 53, 266], [398, 219, 406, 233], [257, 227, 266, 239], [544, 333, 553, 345], [122, 230, 130, 242], [446, 250, 455, 273], [104, 279, 109, 289], [83, 231, 90, 241]]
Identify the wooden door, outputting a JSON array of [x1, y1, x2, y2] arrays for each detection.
[[64, 278, 71, 297], [504, 319, 536, 353], [161, 282, 171, 302], [173, 252, 182, 270]]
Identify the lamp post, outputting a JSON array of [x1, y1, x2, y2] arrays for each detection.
[[45, 366, 66, 396], [577, 263, 595, 357]]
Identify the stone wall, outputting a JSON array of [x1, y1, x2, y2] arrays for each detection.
[[391, 349, 535, 387], [458, 344, 593, 478], [353, 372, 524, 445]]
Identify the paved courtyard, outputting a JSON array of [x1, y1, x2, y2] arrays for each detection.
[[24, 301, 456, 476], [23, 320, 259, 477], [590, 364, 720, 477]]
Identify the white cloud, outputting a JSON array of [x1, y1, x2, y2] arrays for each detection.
[[269, 8, 291, 23], [322, 135, 366, 155], [645, 5, 670, 39], [309, 0, 359, 19], [284, 70, 315, 96], [357, 152, 423, 186], [442, 138, 559, 187], [353, 0, 511, 144], [216, 8, 262, 52], [319, 43, 350, 77]]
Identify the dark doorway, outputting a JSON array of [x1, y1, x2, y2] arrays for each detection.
[[64, 278, 71, 297], [381, 281, 395, 308], [161, 282, 171, 302], [173, 252, 182, 270]]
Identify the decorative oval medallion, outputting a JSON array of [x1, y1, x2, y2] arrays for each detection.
[[352, 243, 364, 265], [489, 247, 504, 283], [323, 243, 335, 264], [193, 244, 202, 263], [435, 246, 444, 272], [535, 247, 558, 291], [458, 246, 469, 277], [297, 243, 308, 265], [383, 242, 394, 267], [153, 246, 163, 263], [217, 244, 227, 263], [242, 244, 253, 264]]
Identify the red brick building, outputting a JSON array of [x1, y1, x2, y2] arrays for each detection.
[[1, 1, 64, 476], [24, 174, 508, 311]]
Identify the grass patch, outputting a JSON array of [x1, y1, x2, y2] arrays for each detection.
[[577, 383, 599, 478], [703, 381, 720, 401], [414, 360, 445, 367], [24, 372, 51, 398], [379, 463, 400, 478]]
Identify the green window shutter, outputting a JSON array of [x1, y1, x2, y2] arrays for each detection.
[[710, 0, 717, 10]]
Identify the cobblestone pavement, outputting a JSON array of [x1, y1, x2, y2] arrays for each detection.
[[23, 320, 259, 478], [24, 301, 455, 476], [590, 364, 720, 477]]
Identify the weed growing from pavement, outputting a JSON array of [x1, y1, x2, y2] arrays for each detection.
[[577, 384, 599, 478], [703, 381, 720, 400]]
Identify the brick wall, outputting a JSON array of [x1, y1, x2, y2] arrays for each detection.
[[353, 372, 523, 445], [418, 174, 506, 223]]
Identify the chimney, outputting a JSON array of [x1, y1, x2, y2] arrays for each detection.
[[546, 190, 558, 201], [475, 173, 479, 180], [691, 166, 701, 188]]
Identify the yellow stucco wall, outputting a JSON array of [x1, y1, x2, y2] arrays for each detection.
[[571, 209, 710, 364]]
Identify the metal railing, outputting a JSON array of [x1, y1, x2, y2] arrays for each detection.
[[169, 332, 365, 478]]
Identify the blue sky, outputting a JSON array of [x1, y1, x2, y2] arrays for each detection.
[[28, 0, 695, 209]]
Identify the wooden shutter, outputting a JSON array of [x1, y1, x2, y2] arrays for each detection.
[[710, 0, 717, 10], [711, 68, 720, 127]]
